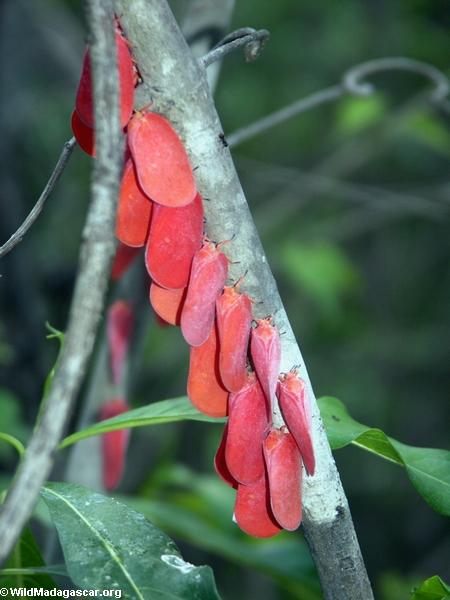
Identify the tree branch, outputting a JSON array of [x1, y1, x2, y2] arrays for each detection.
[[343, 56, 450, 103], [228, 56, 450, 147], [200, 27, 270, 67], [116, 1, 373, 598], [0, 138, 76, 259], [228, 86, 343, 148], [0, 0, 122, 565]]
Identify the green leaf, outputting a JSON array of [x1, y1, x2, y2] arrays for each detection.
[[404, 112, 450, 157], [41, 482, 221, 600], [279, 241, 360, 319], [42, 323, 65, 403], [411, 575, 450, 599], [0, 566, 67, 578], [336, 94, 387, 135], [0, 528, 57, 589], [60, 397, 224, 449], [120, 462, 320, 599], [318, 397, 450, 516], [121, 491, 320, 600]]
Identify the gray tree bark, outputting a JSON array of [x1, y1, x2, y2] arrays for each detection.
[[0, 0, 122, 566], [115, 1, 374, 598]]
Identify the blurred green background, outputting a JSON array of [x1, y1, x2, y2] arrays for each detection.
[[0, 0, 449, 598]]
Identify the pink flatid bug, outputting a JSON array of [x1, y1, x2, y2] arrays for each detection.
[[216, 285, 252, 392], [250, 317, 281, 405], [99, 398, 129, 491], [187, 322, 228, 417], [127, 110, 196, 208], [214, 425, 237, 489], [277, 372, 315, 476], [263, 427, 302, 531], [107, 300, 134, 387], [234, 473, 282, 538], [225, 373, 270, 485], [75, 31, 134, 129], [146, 193, 203, 289], [181, 241, 228, 347], [116, 159, 152, 248], [71, 110, 95, 157], [149, 283, 186, 326]]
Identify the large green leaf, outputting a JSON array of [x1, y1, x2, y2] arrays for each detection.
[[0, 528, 57, 589], [60, 397, 224, 449], [318, 397, 450, 516], [41, 482, 221, 600], [121, 462, 321, 600], [411, 575, 450, 599]]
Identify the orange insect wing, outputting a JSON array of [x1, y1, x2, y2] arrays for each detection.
[[181, 242, 228, 347], [187, 323, 228, 417], [116, 159, 152, 248], [216, 287, 252, 392], [75, 32, 134, 129], [225, 373, 270, 484], [250, 317, 281, 405], [127, 111, 196, 208], [145, 193, 203, 289], [214, 425, 237, 489], [234, 473, 282, 538], [263, 428, 302, 531], [71, 110, 95, 157], [278, 373, 315, 476], [99, 398, 129, 491], [149, 283, 186, 326]]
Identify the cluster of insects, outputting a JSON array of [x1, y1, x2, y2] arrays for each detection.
[[71, 19, 315, 538]]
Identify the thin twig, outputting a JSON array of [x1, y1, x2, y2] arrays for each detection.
[[0, 0, 122, 566], [117, 2, 373, 598], [0, 138, 76, 259], [200, 27, 269, 67], [228, 56, 450, 147], [227, 85, 343, 147], [343, 56, 450, 103], [182, 0, 236, 90]]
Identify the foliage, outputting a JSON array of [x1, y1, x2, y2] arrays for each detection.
[[41, 483, 221, 600]]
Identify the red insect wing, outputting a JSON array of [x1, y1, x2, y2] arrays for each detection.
[[181, 242, 228, 347], [116, 159, 152, 248], [263, 428, 302, 531], [187, 322, 228, 417], [71, 110, 95, 157], [111, 243, 140, 280], [250, 318, 281, 405], [75, 32, 134, 129], [278, 373, 315, 476], [216, 287, 252, 392], [127, 111, 196, 208], [234, 473, 282, 538], [115, 33, 135, 127], [107, 300, 134, 386], [145, 193, 203, 289], [214, 425, 237, 489], [99, 398, 129, 491], [149, 283, 186, 326], [75, 49, 92, 126], [225, 373, 270, 484]]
